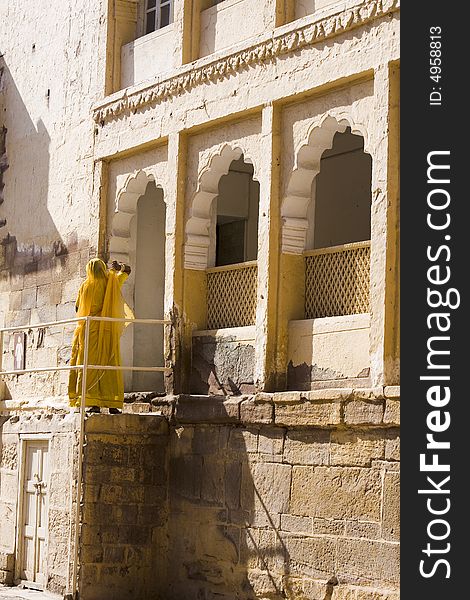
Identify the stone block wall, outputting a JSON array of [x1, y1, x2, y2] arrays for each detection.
[[1, 390, 399, 599], [160, 388, 400, 600], [80, 413, 169, 600], [0, 551, 14, 584], [0, 247, 93, 401], [0, 411, 79, 593]]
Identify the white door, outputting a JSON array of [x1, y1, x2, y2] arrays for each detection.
[[21, 441, 49, 587]]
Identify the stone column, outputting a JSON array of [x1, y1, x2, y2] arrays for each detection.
[[369, 64, 400, 387], [383, 62, 400, 385], [254, 104, 282, 391], [167, 132, 188, 394], [94, 159, 109, 261]]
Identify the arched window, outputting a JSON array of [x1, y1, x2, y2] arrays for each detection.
[[304, 128, 372, 319], [130, 181, 166, 392], [214, 156, 259, 267], [111, 177, 166, 394], [308, 127, 372, 250]]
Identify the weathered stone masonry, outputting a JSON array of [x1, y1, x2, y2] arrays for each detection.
[[0, 0, 400, 597], [1, 389, 399, 598], [77, 387, 400, 600], [80, 414, 169, 600], [0, 412, 80, 590]]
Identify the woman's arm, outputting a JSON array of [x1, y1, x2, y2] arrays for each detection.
[[110, 261, 131, 286], [111, 260, 131, 275]]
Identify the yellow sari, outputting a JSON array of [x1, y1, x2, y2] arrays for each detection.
[[68, 258, 132, 409]]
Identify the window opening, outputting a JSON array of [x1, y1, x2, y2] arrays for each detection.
[[215, 156, 259, 267], [145, 0, 173, 34]]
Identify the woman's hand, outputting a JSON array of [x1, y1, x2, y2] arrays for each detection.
[[110, 260, 131, 275]]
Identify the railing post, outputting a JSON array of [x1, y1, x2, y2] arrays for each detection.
[[72, 316, 90, 600]]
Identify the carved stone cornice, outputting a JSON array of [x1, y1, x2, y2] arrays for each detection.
[[93, 0, 400, 124]]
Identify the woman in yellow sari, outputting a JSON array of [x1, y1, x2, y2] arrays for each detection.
[[68, 258, 132, 413]]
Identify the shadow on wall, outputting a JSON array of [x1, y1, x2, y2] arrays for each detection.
[[164, 399, 334, 600], [166, 409, 258, 599], [0, 60, 69, 280]]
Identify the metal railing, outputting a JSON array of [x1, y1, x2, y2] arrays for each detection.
[[206, 260, 257, 329], [304, 240, 371, 319], [0, 315, 171, 599]]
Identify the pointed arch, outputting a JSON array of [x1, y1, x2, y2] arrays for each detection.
[[184, 144, 258, 270], [109, 170, 164, 264], [281, 114, 370, 254]]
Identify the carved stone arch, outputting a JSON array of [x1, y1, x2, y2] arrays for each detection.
[[281, 113, 370, 254], [108, 168, 167, 392], [184, 144, 258, 270], [109, 169, 164, 263]]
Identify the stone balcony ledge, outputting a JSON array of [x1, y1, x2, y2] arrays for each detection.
[[1, 387, 399, 428], [150, 386, 400, 428]]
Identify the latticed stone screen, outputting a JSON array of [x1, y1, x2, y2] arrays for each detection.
[[207, 261, 257, 329], [304, 241, 371, 319]]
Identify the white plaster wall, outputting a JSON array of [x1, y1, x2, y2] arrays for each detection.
[[0, 0, 106, 252], [121, 24, 177, 89], [93, 15, 400, 160], [0, 0, 400, 401], [0, 1, 108, 400], [288, 314, 370, 379], [200, 0, 266, 58]]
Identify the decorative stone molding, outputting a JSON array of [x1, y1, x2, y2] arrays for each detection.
[[281, 114, 369, 254], [184, 144, 256, 270], [93, 0, 400, 124]]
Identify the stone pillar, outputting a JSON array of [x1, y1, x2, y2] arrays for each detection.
[[254, 104, 281, 391], [369, 64, 400, 387], [167, 132, 188, 394], [384, 62, 400, 386], [94, 159, 109, 261], [274, 252, 305, 390], [105, 0, 138, 95]]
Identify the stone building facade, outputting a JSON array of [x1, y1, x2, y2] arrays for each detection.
[[0, 1, 400, 598]]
